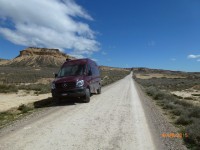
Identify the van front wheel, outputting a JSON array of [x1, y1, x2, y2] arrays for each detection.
[[97, 86, 101, 94], [83, 88, 90, 103]]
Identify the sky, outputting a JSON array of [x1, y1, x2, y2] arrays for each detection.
[[0, 0, 200, 72]]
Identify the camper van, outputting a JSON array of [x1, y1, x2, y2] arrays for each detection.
[[51, 58, 101, 103]]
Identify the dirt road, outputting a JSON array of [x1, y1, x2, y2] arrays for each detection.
[[0, 74, 186, 150]]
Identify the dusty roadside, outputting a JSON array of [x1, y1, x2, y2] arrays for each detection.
[[0, 91, 51, 112]]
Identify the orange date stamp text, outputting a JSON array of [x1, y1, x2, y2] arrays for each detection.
[[161, 133, 188, 138]]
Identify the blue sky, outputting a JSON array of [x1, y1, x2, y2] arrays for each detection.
[[0, 0, 200, 71]]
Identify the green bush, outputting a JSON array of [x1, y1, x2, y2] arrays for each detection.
[[184, 97, 193, 100], [192, 94, 200, 96], [18, 84, 50, 94], [185, 119, 200, 149], [162, 102, 176, 110], [18, 104, 32, 113], [175, 114, 193, 125], [0, 112, 15, 128], [171, 107, 183, 116], [0, 84, 18, 93], [174, 100, 192, 107], [188, 107, 200, 118], [146, 86, 157, 96]]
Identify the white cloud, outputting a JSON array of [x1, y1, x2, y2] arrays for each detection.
[[197, 59, 200, 62], [91, 58, 98, 62], [187, 54, 200, 59], [0, 0, 99, 55], [69, 54, 84, 59]]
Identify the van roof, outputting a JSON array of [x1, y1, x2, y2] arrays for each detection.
[[63, 58, 96, 65]]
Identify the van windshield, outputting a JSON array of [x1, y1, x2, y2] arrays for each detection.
[[58, 64, 86, 77]]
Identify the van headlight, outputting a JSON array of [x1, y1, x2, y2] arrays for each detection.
[[76, 80, 84, 87], [51, 83, 56, 89]]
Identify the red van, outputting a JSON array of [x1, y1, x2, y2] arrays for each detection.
[[51, 58, 101, 103]]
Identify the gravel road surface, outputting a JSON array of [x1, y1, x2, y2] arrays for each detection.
[[0, 73, 186, 150]]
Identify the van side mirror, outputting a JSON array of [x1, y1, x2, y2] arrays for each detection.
[[88, 70, 92, 76], [54, 73, 58, 78]]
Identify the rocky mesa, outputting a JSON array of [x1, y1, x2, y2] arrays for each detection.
[[4, 47, 76, 67], [18, 47, 67, 58]]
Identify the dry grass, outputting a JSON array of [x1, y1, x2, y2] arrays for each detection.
[[0, 104, 34, 128]]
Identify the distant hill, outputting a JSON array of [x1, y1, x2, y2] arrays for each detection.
[[132, 67, 200, 79], [0, 58, 7, 61], [0, 58, 9, 65], [2, 47, 76, 67], [100, 65, 129, 71], [132, 67, 187, 74]]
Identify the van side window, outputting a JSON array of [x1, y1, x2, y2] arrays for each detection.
[[91, 64, 99, 76], [91, 65, 95, 75], [87, 64, 92, 76], [96, 66, 100, 76], [91, 64, 96, 76]]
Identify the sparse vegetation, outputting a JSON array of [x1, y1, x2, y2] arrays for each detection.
[[0, 84, 18, 93], [0, 66, 130, 94], [18, 104, 33, 113], [0, 112, 16, 128], [0, 66, 60, 94], [175, 114, 193, 125], [100, 69, 130, 86], [136, 77, 200, 91], [135, 71, 200, 149], [18, 84, 50, 94], [0, 104, 34, 128], [0, 66, 58, 84], [192, 94, 200, 97], [185, 119, 200, 150], [0, 98, 55, 129]]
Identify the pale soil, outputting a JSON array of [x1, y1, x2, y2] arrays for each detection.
[[135, 73, 186, 79], [171, 90, 200, 98], [0, 90, 51, 112], [0, 74, 187, 150], [171, 90, 200, 106]]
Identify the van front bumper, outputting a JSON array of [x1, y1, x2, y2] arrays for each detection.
[[51, 87, 86, 98]]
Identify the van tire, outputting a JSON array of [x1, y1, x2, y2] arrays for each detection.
[[97, 86, 101, 94], [83, 88, 90, 103]]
